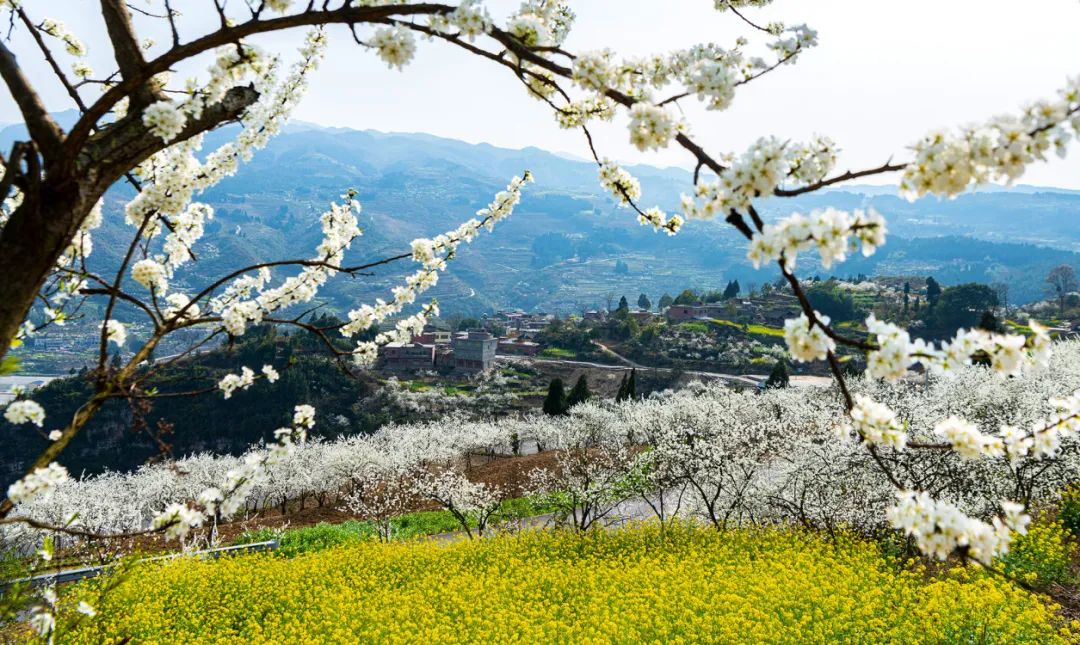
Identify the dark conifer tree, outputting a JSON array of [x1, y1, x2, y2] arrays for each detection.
[[543, 378, 568, 416], [567, 375, 591, 407]]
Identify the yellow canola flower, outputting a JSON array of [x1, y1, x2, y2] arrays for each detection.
[[64, 523, 1072, 644]]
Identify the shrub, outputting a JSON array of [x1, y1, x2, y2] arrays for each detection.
[[998, 519, 1076, 588], [234, 521, 375, 557], [1059, 484, 1080, 537]]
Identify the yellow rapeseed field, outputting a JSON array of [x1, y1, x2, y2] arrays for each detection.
[[66, 524, 1075, 644]]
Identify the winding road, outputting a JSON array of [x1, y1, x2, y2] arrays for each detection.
[[497, 342, 831, 389]]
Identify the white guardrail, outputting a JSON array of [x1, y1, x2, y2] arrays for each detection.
[[0, 539, 279, 593]]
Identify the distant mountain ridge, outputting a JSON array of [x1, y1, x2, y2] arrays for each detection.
[[3, 115, 1080, 310]]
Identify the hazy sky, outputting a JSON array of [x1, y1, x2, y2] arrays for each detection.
[[3, 0, 1080, 187]]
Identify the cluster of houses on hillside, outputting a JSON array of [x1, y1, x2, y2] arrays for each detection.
[[376, 310, 550, 372], [664, 299, 799, 327], [582, 295, 802, 329], [375, 295, 807, 373]]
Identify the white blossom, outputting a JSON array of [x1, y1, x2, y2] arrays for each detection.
[[627, 103, 679, 151], [262, 365, 280, 383], [131, 258, 168, 292], [371, 26, 416, 70], [102, 319, 126, 348], [934, 416, 1004, 460], [783, 312, 834, 362], [7, 463, 69, 505], [841, 395, 907, 450], [4, 399, 45, 427], [142, 101, 186, 142], [218, 366, 256, 399]]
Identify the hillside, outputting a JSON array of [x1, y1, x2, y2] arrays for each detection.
[[7, 118, 1080, 313]]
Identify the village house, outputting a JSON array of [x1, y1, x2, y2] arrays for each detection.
[[628, 310, 657, 324], [452, 330, 499, 371], [497, 338, 541, 356], [411, 322, 451, 345], [665, 302, 730, 322], [377, 342, 436, 371]]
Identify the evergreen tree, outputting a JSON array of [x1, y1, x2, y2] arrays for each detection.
[[637, 293, 651, 311], [615, 373, 629, 402], [617, 295, 629, 312], [566, 375, 591, 407], [925, 276, 942, 310], [723, 280, 740, 300], [625, 368, 638, 401], [764, 360, 790, 389], [673, 289, 699, 305], [658, 293, 674, 310], [542, 378, 568, 416], [903, 281, 911, 314], [978, 310, 1003, 333]]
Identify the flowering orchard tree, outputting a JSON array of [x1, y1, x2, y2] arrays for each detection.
[[0, 0, 1079, 636], [9, 349, 1080, 553]]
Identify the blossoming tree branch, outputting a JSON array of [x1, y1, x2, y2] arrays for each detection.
[[0, 0, 1077, 625]]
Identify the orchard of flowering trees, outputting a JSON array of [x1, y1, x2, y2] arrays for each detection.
[[6, 342, 1080, 557], [1, 0, 1079, 637]]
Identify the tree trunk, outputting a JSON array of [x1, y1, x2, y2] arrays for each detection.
[[0, 183, 92, 363]]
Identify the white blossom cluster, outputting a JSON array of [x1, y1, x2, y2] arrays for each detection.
[[102, 319, 126, 348], [767, 24, 817, 61], [218, 365, 280, 399], [212, 195, 362, 338], [839, 395, 907, 450], [3, 399, 46, 427], [504, 0, 574, 50], [121, 29, 327, 310], [131, 258, 168, 292], [934, 416, 1005, 461], [863, 315, 1051, 382], [536, 4, 815, 119], [900, 76, 1080, 198], [370, 25, 417, 70], [627, 103, 681, 151], [39, 17, 86, 57], [426, 0, 493, 41], [714, 0, 774, 11], [747, 207, 886, 270], [597, 160, 641, 205], [571, 49, 618, 92], [340, 173, 532, 363], [7, 462, 69, 506], [142, 101, 186, 143], [783, 312, 835, 362], [596, 160, 683, 235], [681, 136, 838, 219], [887, 492, 1028, 564]]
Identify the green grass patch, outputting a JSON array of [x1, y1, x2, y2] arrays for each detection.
[[232, 497, 559, 556], [442, 384, 474, 396], [405, 380, 431, 392], [678, 321, 710, 334], [233, 520, 375, 557], [710, 319, 784, 338], [540, 347, 577, 358]]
